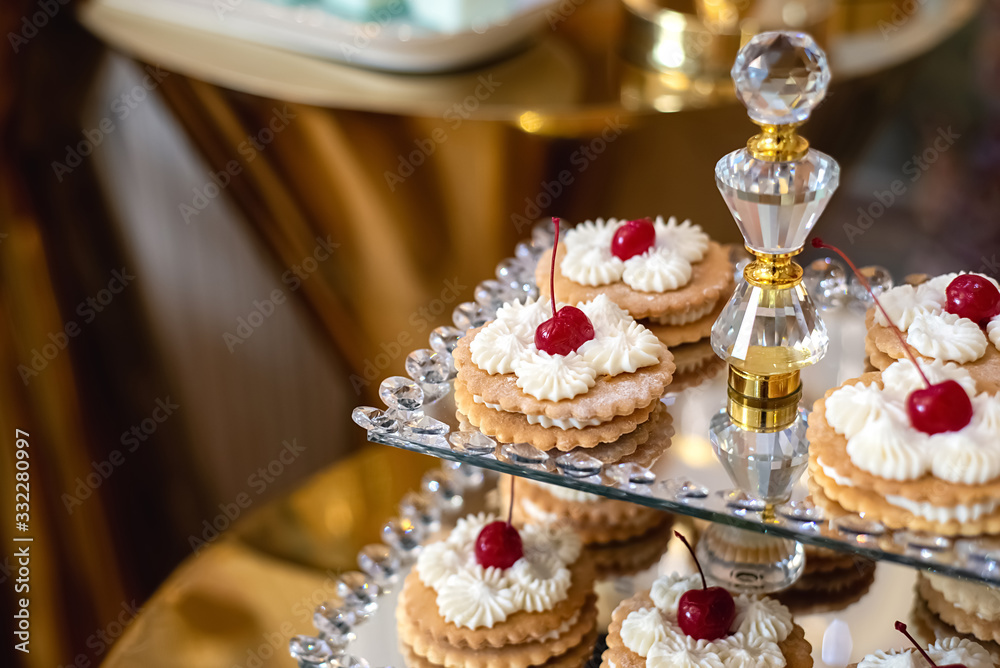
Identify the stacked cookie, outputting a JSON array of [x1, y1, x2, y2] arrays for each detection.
[[602, 572, 813, 668], [807, 359, 1000, 535], [500, 476, 674, 577], [397, 513, 597, 668], [918, 572, 1000, 646], [534, 217, 733, 388], [850, 632, 993, 668], [865, 272, 1000, 387], [453, 294, 675, 452]]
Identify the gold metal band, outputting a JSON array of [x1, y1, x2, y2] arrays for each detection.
[[747, 122, 810, 162], [728, 367, 800, 400], [727, 366, 802, 433], [743, 248, 804, 289]]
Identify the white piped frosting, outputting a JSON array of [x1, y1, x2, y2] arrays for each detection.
[[415, 514, 581, 629], [825, 359, 1000, 485], [906, 309, 988, 363], [650, 300, 718, 325], [621, 573, 794, 667], [622, 247, 693, 293], [471, 295, 662, 402], [471, 394, 608, 429], [857, 637, 992, 668], [560, 217, 709, 292], [873, 272, 1000, 363]]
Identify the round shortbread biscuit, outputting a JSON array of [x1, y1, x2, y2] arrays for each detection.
[[453, 326, 675, 422], [536, 241, 734, 321], [455, 378, 660, 451]]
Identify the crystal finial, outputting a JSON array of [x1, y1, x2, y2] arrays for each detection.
[[732, 31, 830, 126]]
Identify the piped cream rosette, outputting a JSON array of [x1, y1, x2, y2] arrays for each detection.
[[453, 294, 675, 451], [868, 273, 1000, 372], [603, 573, 812, 668]]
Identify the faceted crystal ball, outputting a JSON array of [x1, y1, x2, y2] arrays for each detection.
[[732, 31, 831, 126]]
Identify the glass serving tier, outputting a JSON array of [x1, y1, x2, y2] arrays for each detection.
[[290, 460, 991, 668], [354, 223, 1000, 587]]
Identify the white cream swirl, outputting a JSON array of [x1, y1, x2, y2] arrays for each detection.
[[560, 218, 623, 286], [470, 320, 527, 374], [858, 637, 993, 668], [445, 512, 494, 547], [730, 595, 792, 643], [508, 555, 571, 613], [562, 243, 625, 286], [513, 350, 597, 401], [436, 566, 517, 630], [622, 247, 693, 292], [621, 608, 675, 656], [874, 284, 942, 329], [926, 573, 1000, 621], [494, 297, 552, 343], [417, 541, 471, 589], [826, 360, 1000, 484], [716, 634, 785, 668], [579, 320, 662, 376], [929, 637, 994, 668], [989, 316, 1000, 350], [844, 415, 926, 481], [579, 294, 632, 336], [649, 300, 717, 325], [824, 382, 906, 439], [647, 637, 725, 668], [650, 573, 700, 616], [906, 309, 988, 363], [655, 216, 710, 262]]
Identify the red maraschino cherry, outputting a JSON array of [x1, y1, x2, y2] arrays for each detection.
[[475, 476, 523, 569], [812, 238, 973, 435], [945, 274, 1000, 326], [611, 218, 656, 260], [674, 531, 735, 641], [535, 217, 595, 355], [895, 621, 966, 668]]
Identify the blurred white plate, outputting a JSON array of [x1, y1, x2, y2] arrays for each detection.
[[98, 0, 562, 73]]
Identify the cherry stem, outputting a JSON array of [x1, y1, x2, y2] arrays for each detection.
[[894, 621, 937, 667], [507, 475, 515, 526], [550, 217, 560, 319], [812, 238, 931, 389], [674, 531, 707, 590]]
